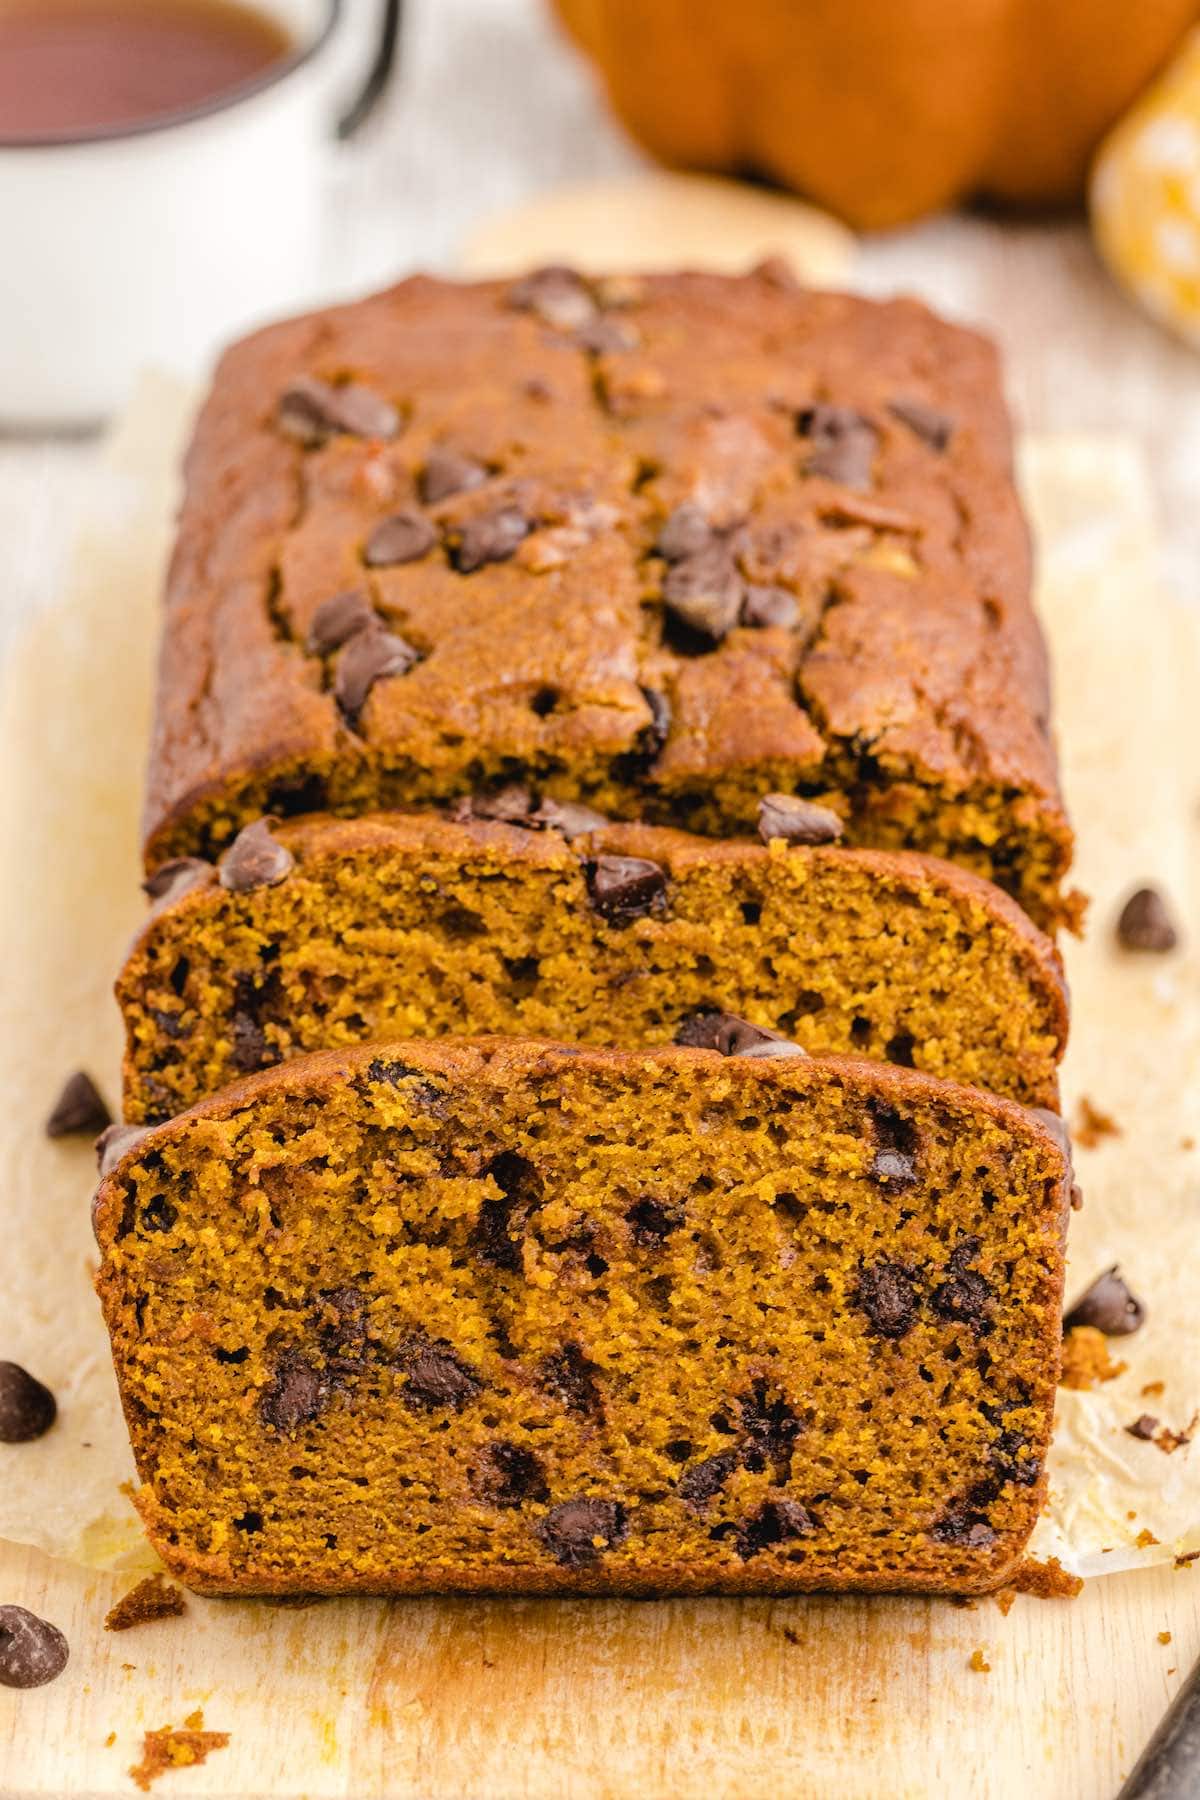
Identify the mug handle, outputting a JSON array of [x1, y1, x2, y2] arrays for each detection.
[[336, 0, 403, 140]]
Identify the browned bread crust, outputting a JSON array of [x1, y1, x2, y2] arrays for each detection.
[[143, 267, 1076, 928], [94, 1039, 1068, 1598]]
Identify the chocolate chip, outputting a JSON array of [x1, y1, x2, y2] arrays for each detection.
[[141, 857, 212, 905], [140, 1193, 176, 1234], [797, 405, 878, 489], [452, 505, 530, 573], [673, 1009, 729, 1050], [932, 1267, 994, 1329], [535, 1497, 626, 1566], [0, 1606, 69, 1688], [856, 1261, 917, 1338], [477, 1441, 549, 1507], [741, 585, 799, 629], [45, 1071, 111, 1139], [95, 1123, 153, 1177], [0, 1363, 56, 1442], [506, 266, 596, 332], [419, 450, 488, 505], [219, 818, 295, 893], [757, 793, 844, 846], [723, 1498, 815, 1560], [539, 1343, 602, 1415], [231, 975, 277, 1075], [662, 544, 743, 643], [335, 626, 419, 726], [575, 316, 640, 355], [626, 1197, 683, 1245], [363, 509, 437, 567], [989, 1428, 1040, 1487], [888, 397, 955, 452], [739, 1379, 802, 1463], [457, 784, 535, 825], [529, 797, 610, 839], [930, 1506, 996, 1550], [363, 1058, 447, 1114], [657, 503, 714, 561], [615, 685, 673, 784], [587, 855, 667, 925], [307, 588, 375, 655], [259, 1350, 328, 1433], [1063, 1266, 1146, 1336], [473, 1150, 542, 1271], [398, 1337, 481, 1411], [277, 375, 399, 445], [1126, 1414, 1159, 1441], [316, 1285, 368, 1371], [1115, 886, 1178, 952], [677, 1449, 740, 1504], [870, 1148, 919, 1192]]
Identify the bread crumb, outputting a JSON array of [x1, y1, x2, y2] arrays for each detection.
[[994, 1587, 1016, 1616], [969, 1648, 991, 1673], [1136, 1528, 1160, 1549], [129, 1713, 229, 1792], [104, 1574, 186, 1632], [1159, 1631, 1172, 1645], [1153, 1413, 1197, 1455], [1181, 1137, 1195, 1152], [1073, 1097, 1121, 1149], [1060, 1326, 1127, 1390], [1012, 1556, 1084, 1599], [105, 1732, 116, 1748], [1175, 1550, 1199, 1569], [1142, 1381, 1165, 1398]]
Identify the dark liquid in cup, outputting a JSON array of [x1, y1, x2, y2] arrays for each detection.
[[0, 0, 293, 142]]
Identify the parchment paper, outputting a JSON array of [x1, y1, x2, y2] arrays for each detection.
[[0, 382, 1195, 1577]]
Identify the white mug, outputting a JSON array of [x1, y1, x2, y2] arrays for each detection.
[[0, 0, 399, 428]]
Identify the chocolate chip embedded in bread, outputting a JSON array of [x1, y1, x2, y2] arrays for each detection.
[[587, 854, 667, 925], [1115, 886, 1178, 952], [535, 1497, 626, 1566], [1125, 1414, 1159, 1441], [456, 783, 534, 825], [677, 1449, 740, 1505], [477, 1441, 549, 1508], [45, 1070, 111, 1139], [363, 509, 437, 568], [505, 266, 596, 332], [0, 1606, 69, 1689], [1063, 1266, 1146, 1336], [259, 1350, 328, 1433], [888, 396, 955, 452], [932, 1267, 994, 1329], [539, 1343, 602, 1415], [870, 1147, 919, 1192], [452, 505, 531, 573], [334, 626, 420, 727], [855, 1261, 917, 1338], [797, 405, 878, 489], [529, 797, 610, 839], [726, 1498, 816, 1559], [741, 585, 799, 630], [397, 1338, 482, 1411], [306, 589, 375, 655], [277, 375, 399, 445], [219, 818, 295, 893], [141, 856, 213, 905], [419, 450, 488, 505], [625, 1196, 683, 1246], [0, 1362, 57, 1442], [758, 793, 844, 846], [930, 1506, 996, 1549], [95, 1122, 153, 1177], [662, 543, 744, 643]]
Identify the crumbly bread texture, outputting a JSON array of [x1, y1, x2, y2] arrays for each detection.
[[93, 1040, 1068, 1597], [119, 812, 1067, 1124], [143, 267, 1076, 929]]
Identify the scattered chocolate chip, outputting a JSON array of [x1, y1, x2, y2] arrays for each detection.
[[419, 450, 488, 505], [141, 856, 212, 905], [657, 502, 714, 563], [1115, 886, 1178, 952], [477, 1441, 549, 1508], [398, 1337, 481, 1411], [306, 588, 375, 654], [932, 1266, 994, 1329], [219, 818, 295, 893], [662, 543, 743, 643], [587, 854, 667, 925], [506, 266, 596, 332], [870, 1147, 919, 1192], [277, 375, 399, 445], [757, 793, 844, 846], [363, 509, 437, 567], [856, 1261, 917, 1338], [259, 1350, 328, 1434], [888, 396, 955, 452], [626, 1197, 683, 1246], [45, 1071, 111, 1139], [797, 405, 878, 489], [529, 797, 610, 838], [1126, 1414, 1159, 1441], [1063, 1266, 1146, 1337], [724, 1498, 815, 1560], [95, 1123, 152, 1177], [539, 1343, 602, 1415], [0, 1363, 56, 1442], [575, 316, 640, 355], [535, 1497, 626, 1566], [930, 1506, 997, 1550], [452, 505, 531, 573], [677, 1450, 740, 1504], [0, 1606, 69, 1689], [335, 626, 419, 726], [741, 585, 799, 630]]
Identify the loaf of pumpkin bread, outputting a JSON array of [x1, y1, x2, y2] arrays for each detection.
[[119, 807, 1067, 1124], [93, 1040, 1068, 1597], [143, 266, 1077, 930]]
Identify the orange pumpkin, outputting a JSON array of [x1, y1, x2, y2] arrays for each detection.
[[552, 0, 1200, 229]]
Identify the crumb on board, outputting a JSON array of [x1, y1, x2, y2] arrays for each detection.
[[1060, 1326, 1127, 1390], [1159, 1631, 1172, 1645], [1073, 1097, 1121, 1149], [969, 1649, 991, 1673], [1012, 1556, 1085, 1600], [994, 1588, 1017, 1616], [1175, 1551, 1199, 1569], [1154, 1414, 1197, 1455], [1137, 1529, 1161, 1549], [1181, 1137, 1195, 1152], [128, 1713, 229, 1792], [104, 1574, 186, 1632], [1142, 1381, 1166, 1397], [104, 1732, 116, 1748]]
